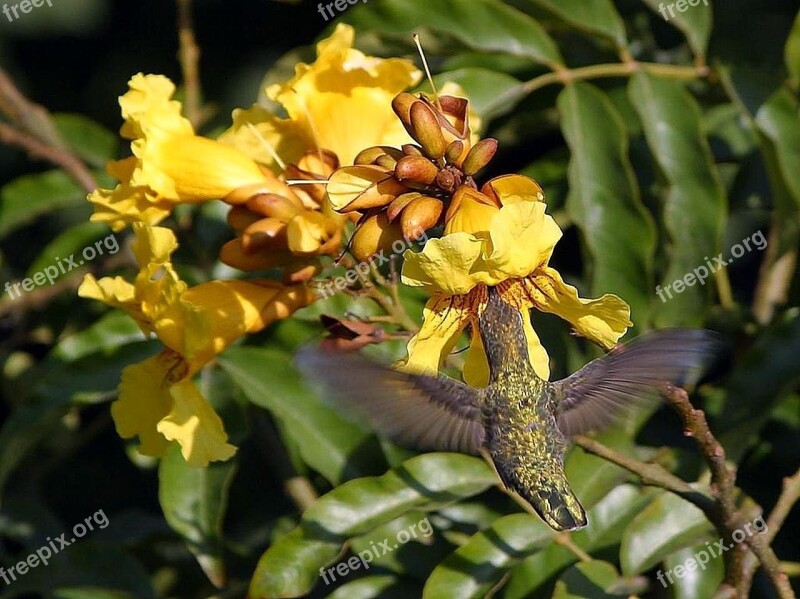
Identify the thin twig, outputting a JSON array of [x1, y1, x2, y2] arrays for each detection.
[[0, 122, 96, 192], [521, 61, 708, 97], [176, 0, 202, 127]]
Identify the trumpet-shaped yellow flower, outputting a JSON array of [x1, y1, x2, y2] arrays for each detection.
[[79, 224, 315, 465], [220, 23, 422, 168], [401, 175, 632, 386], [90, 73, 271, 231]]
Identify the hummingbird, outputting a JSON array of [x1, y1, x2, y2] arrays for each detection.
[[297, 286, 719, 531]]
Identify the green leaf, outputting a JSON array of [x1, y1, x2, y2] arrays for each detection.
[[249, 453, 495, 598], [620, 491, 714, 575], [661, 538, 724, 599], [158, 444, 237, 588], [52, 310, 145, 362], [718, 311, 800, 461], [0, 170, 86, 238], [552, 560, 622, 598], [628, 73, 727, 326], [218, 346, 380, 484], [504, 485, 654, 598], [345, 0, 563, 67], [430, 68, 527, 122], [52, 113, 119, 167], [422, 513, 553, 598], [558, 82, 655, 328], [640, 0, 712, 58], [521, 0, 627, 48], [328, 575, 409, 599], [785, 10, 800, 84], [755, 87, 800, 211]]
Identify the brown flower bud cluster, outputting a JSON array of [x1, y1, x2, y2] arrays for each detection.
[[220, 150, 345, 283], [327, 92, 499, 262]]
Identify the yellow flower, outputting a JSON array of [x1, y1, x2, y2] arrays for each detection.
[[78, 224, 315, 465], [401, 175, 632, 386], [90, 73, 271, 231], [219, 23, 422, 168]]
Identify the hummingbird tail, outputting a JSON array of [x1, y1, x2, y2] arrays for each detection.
[[494, 457, 587, 531]]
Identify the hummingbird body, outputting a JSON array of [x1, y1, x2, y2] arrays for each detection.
[[475, 286, 586, 530], [298, 286, 719, 531]]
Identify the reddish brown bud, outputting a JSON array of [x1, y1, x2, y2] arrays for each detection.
[[350, 213, 405, 262], [394, 155, 439, 185], [227, 206, 261, 232], [462, 138, 498, 175], [400, 196, 444, 240], [246, 193, 302, 221], [410, 102, 447, 159], [241, 217, 288, 253]]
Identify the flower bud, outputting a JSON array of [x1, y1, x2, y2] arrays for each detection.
[[242, 217, 288, 253], [410, 102, 447, 159], [394, 156, 439, 185], [350, 213, 405, 263], [376, 154, 398, 170], [246, 193, 302, 221], [392, 92, 418, 129], [400, 196, 443, 240], [445, 140, 465, 165], [402, 144, 424, 157], [387, 192, 423, 222], [461, 138, 498, 175], [220, 238, 292, 271], [354, 145, 404, 166], [227, 206, 261, 232]]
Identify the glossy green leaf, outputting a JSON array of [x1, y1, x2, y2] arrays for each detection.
[[718, 311, 800, 461], [422, 513, 552, 598], [552, 560, 621, 598], [558, 82, 655, 328], [0, 170, 86, 238], [431, 68, 527, 122], [250, 453, 494, 598], [640, 0, 712, 58], [158, 444, 236, 588], [345, 0, 563, 67], [52, 311, 145, 362], [504, 484, 654, 598], [620, 491, 714, 575], [755, 87, 800, 210], [52, 113, 118, 167], [328, 575, 413, 599], [218, 346, 378, 484], [521, 0, 627, 48], [785, 10, 800, 83], [661, 538, 724, 599], [628, 73, 727, 326]]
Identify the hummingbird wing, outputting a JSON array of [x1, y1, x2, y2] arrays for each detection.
[[551, 329, 721, 437], [295, 347, 485, 454]]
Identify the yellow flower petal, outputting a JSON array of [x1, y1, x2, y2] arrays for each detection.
[[481, 174, 545, 206], [521, 267, 632, 348], [263, 23, 420, 166], [519, 310, 551, 380], [156, 378, 237, 467], [287, 211, 334, 254], [402, 201, 562, 295], [402, 294, 473, 375], [131, 133, 267, 202], [88, 158, 173, 231], [112, 355, 174, 457], [119, 73, 193, 140], [444, 188, 499, 236]]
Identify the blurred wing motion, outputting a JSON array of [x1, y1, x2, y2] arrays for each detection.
[[296, 348, 485, 454], [552, 329, 721, 437]]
